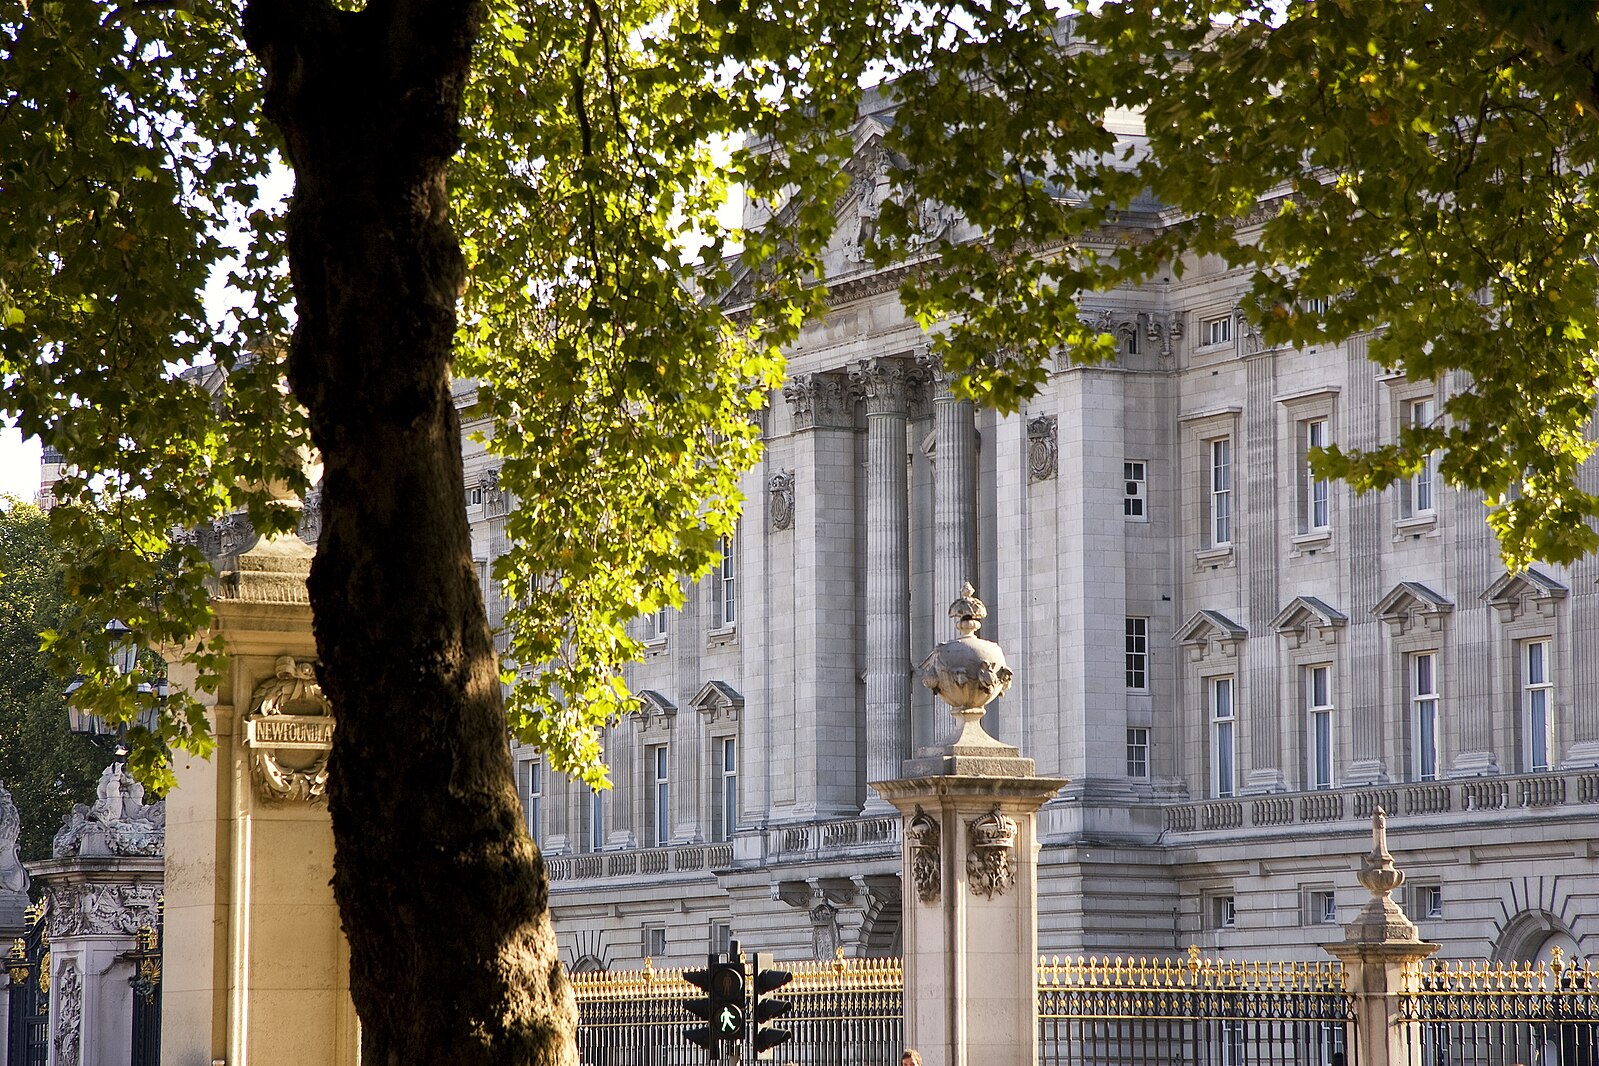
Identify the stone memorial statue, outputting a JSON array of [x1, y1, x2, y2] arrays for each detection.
[[52, 763, 166, 859]]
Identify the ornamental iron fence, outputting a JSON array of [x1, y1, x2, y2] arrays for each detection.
[[1038, 948, 1354, 1066], [5, 902, 47, 1066], [1402, 950, 1599, 1066]]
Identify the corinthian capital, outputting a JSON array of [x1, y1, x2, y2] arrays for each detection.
[[851, 357, 923, 416], [782, 371, 856, 431]]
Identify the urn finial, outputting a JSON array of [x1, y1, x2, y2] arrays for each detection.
[[919, 584, 1013, 745]]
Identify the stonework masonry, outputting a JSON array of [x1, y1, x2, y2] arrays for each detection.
[[455, 133, 1599, 975]]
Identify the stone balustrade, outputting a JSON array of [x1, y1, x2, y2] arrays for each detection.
[[1163, 770, 1599, 837]]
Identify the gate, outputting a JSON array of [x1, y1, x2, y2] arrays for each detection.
[[128, 921, 162, 1066], [5, 902, 48, 1066]]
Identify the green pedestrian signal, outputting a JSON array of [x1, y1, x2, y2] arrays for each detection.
[[681, 943, 747, 1054]]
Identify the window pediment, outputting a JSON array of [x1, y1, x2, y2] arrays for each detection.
[[1373, 581, 1453, 635], [693, 681, 744, 723], [1175, 610, 1247, 662], [1272, 596, 1348, 649], [634, 689, 677, 732], [1482, 569, 1568, 622]]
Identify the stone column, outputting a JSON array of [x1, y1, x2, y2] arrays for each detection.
[[873, 586, 1066, 1066], [921, 355, 978, 637], [162, 525, 358, 1066], [1324, 809, 1440, 1066], [856, 358, 919, 807], [29, 764, 165, 1066]]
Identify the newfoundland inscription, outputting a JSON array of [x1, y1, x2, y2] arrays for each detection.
[[243, 656, 334, 804]]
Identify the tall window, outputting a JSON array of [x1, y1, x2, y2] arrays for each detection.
[[1209, 439, 1232, 546], [517, 757, 543, 846], [1124, 461, 1147, 520], [588, 789, 605, 852], [1125, 618, 1149, 690], [1126, 727, 1150, 779], [713, 535, 737, 629], [1403, 398, 1437, 517], [1303, 418, 1330, 532], [1524, 639, 1554, 773], [1412, 652, 1440, 781], [650, 745, 670, 845], [644, 606, 669, 641], [1307, 665, 1334, 791], [718, 737, 738, 842], [1211, 676, 1236, 798]]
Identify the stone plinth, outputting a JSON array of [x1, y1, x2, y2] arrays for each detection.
[[162, 530, 358, 1066], [872, 771, 1065, 1066]]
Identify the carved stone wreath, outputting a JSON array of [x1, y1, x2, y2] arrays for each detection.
[[243, 656, 334, 804], [906, 806, 942, 904], [769, 470, 795, 532], [1027, 416, 1058, 483]]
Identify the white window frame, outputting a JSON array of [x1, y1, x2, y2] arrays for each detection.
[[1209, 438, 1233, 547], [1210, 676, 1236, 798], [1306, 888, 1337, 926], [1125, 617, 1149, 691], [1412, 652, 1440, 782], [1123, 460, 1148, 521], [1402, 397, 1438, 518], [1126, 727, 1150, 779], [1523, 638, 1554, 773], [1203, 314, 1232, 347], [587, 788, 605, 853], [1303, 418, 1331, 532], [650, 744, 670, 846], [1211, 895, 1236, 930], [718, 737, 738, 842], [644, 605, 669, 642], [517, 757, 542, 846], [643, 925, 668, 961], [1307, 664, 1334, 791], [712, 535, 737, 631]]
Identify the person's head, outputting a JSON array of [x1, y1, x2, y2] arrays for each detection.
[[902, 1052, 922, 1066]]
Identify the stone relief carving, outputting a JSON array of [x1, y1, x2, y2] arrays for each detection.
[[851, 358, 924, 416], [769, 470, 795, 532], [48, 882, 161, 938], [54, 961, 82, 1066], [243, 655, 334, 804], [51, 763, 165, 859], [966, 804, 1018, 900], [1144, 312, 1184, 357], [177, 510, 260, 558], [0, 785, 28, 895], [1027, 416, 1058, 483], [809, 902, 840, 959], [906, 806, 941, 904], [1233, 306, 1264, 355], [296, 484, 323, 544]]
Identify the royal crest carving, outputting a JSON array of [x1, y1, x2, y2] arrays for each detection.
[[52, 763, 165, 858], [769, 470, 795, 532], [906, 806, 942, 904], [1027, 415, 1058, 483], [966, 805, 1018, 900], [54, 961, 82, 1066], [47, 882, 161, 938], [243, 656, 334, 804]]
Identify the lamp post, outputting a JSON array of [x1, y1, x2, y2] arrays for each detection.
[[64, 621, 164, 758]]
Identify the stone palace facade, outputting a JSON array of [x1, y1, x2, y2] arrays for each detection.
[[458, 115, 1599, 974]]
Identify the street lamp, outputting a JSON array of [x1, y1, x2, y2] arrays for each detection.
[[64, 621, 165, 757]]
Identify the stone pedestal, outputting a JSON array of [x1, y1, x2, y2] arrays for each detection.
[[871, 583, 1066, 1066], [873, 769, 1064, 1066], [162, 531, 358, 1066]]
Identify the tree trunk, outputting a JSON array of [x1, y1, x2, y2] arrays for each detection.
[[241, 2, 578, 1062]]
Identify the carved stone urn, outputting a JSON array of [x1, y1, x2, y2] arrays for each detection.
[[918, 582, 1014, 747]]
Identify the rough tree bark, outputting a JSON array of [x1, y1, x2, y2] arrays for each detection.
[[241, 1, 578, 1062]]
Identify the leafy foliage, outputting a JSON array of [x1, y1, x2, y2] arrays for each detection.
[[0, 500, 110, 862]]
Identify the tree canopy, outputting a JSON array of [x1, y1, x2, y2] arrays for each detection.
[[6, 0, 1599, 1059], [0, 499, 110, 862]]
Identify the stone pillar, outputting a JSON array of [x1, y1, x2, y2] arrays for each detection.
[[922, 357, 978, 637], [856, 358, 919, 807], [1324, 809, 1440, 1066], [162, 527, 358, 1066], [873, 586, 1066, 1066], [0, 782, 30, 1043], [29, 764, 165, 1066]]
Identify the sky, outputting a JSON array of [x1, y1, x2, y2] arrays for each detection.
[[0, 426, 41, 501]]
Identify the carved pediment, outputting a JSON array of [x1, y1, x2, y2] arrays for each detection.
[[1482, 568, 1569, 621], [1175, 610, 1247, 661], [692, 681, 744, 723], [1373, 582, 1454, 635], [634, 689, 677, 731], [1272, 596, 1349, 649]]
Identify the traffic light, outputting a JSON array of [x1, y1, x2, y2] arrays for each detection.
[[752, 952, 794, 1059], [682, 947, 746, 1054]]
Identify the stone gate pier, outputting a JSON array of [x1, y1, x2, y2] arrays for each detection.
[[872, 584, 1066, 1066]]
